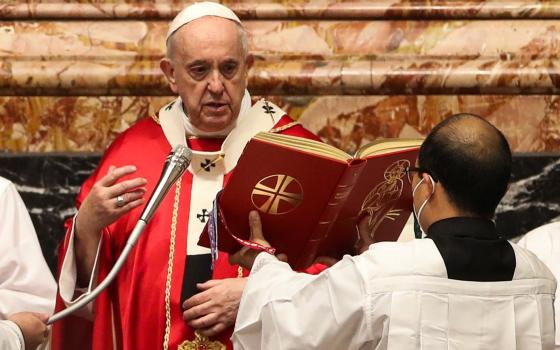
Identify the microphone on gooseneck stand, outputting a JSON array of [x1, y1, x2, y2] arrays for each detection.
[[48, 145, 193, 324], [141, 145, 192, 221], [129, 144, 192, 242]]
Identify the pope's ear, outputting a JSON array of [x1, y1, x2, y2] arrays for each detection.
[[245, 54, 254, 70], [160, 58, 178, 94]]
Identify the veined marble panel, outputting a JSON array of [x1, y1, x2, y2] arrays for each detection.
[[296, 95, 560, 153], [1, 1, 560, 20], [0, 96, 172, 152], [3, 20, 560, 59], [0, 154, 101, 272], [1, 20, 559, 95], [496, 155, 560, 238], [1, 95, 558, 153]]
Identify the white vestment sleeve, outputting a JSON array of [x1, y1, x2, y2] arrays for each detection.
[[58, 214, 103, 320], [0, 180, 56, 318], [233, 253, 372, 350], [0, 320, 24, 350], [517, 223, 560, 348]]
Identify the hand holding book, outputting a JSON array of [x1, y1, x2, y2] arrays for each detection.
[[229, 211, 287, 270], [230, 210, 381, 271], [354, 215, 379, 254]]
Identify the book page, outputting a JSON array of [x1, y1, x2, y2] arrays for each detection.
[[255, 132, 352, 161], [355, 138, 424, 158]]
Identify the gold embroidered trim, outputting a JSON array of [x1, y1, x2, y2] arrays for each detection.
[[162, 176, 243, 348], [163, 178, 182, 350], [187, 136, 226, 140], [269, 121, 299, 133]]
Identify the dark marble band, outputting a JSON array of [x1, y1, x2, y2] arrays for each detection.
[[0, 153, 557, 274]]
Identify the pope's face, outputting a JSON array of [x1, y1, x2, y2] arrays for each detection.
[[162, 17, 249, 132]]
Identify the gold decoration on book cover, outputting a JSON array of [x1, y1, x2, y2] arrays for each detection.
[[251, 174, 303, 215], [359, 160, 410, 234]]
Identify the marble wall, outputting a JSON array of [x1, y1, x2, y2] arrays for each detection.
[[2, 95, 559, 152], [0, 0, 559, 273], [2, 1, 560, 20], [1, 19, 560, 97]]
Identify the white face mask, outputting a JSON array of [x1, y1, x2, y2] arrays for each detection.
[[412, 176, 435, 238]]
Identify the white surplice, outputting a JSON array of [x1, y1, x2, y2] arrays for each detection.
[[234, 239, 556, 350], [517, 221, 560, 348], [0, 177, 57, 350], [0, 177, 56, 318], [0, 320, 24, 350]]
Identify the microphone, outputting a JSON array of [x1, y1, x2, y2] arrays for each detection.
[[129, 144, 193, 243], [141, 145, 192, 222], [48, 144, 192, 324]]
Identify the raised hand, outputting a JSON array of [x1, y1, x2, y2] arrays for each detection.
[[74, 165, 147, 285], [76, 165, 147, 236]]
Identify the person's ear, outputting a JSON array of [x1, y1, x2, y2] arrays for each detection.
[[160, 58, 178, 94], [243, 54, 254, 87], [421, 173, 436, 196]]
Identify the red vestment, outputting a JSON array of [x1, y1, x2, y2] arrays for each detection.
[[52, 112, 322, 350]]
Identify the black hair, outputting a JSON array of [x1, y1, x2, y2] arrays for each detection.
[[418, 113, 512, 217]]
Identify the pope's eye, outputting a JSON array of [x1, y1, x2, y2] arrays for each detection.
[[220, 62, 238, 78], [189, 65, 209, 80]]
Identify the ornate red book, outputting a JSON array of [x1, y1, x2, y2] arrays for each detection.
[[199, 132, 422, 269]]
